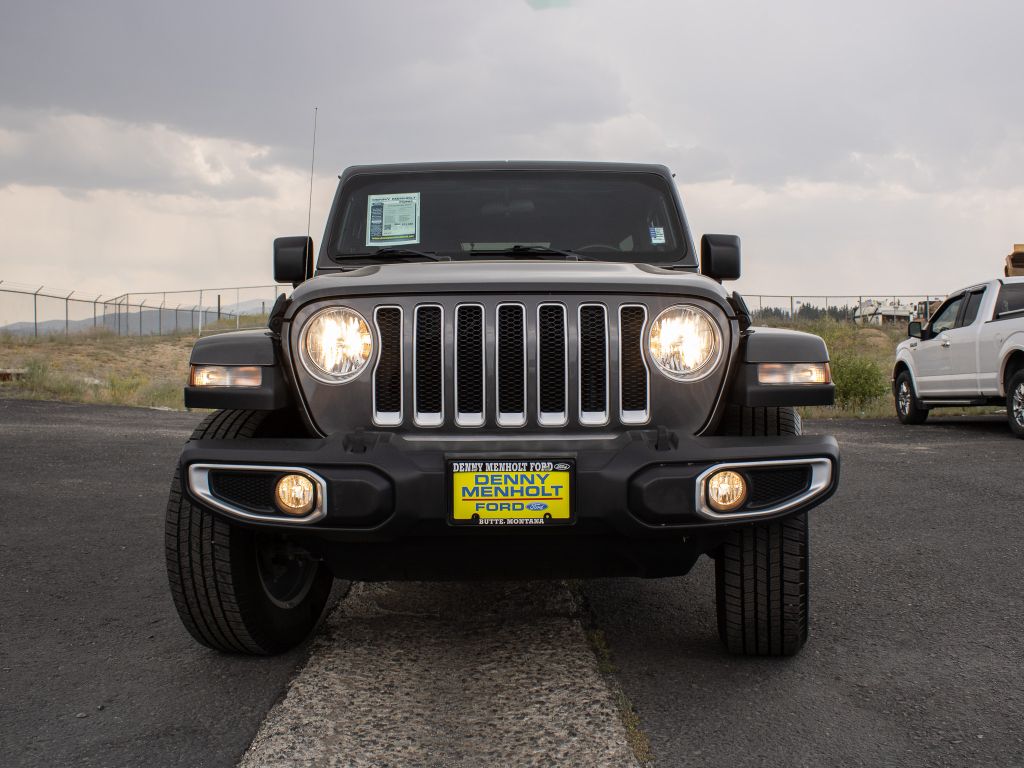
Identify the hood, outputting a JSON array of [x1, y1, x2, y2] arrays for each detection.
[[287, 260, 732, 316]]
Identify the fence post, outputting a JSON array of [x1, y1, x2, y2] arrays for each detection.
[[65, 291, 74, 335], [138, 299, 145, 336], [198, 290, 204, 336], [236, 288, 241, 330], [790, 296, 794, 319], [33, 286, 43, 337]]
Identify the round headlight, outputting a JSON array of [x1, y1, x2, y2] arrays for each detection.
[[648, 305, 722, 380], [299, 307, 373, 383]]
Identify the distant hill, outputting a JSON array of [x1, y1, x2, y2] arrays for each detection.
[[0, 304, 266, 336]]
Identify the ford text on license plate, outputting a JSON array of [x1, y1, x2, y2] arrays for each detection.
[[449, 459, 573, 526]]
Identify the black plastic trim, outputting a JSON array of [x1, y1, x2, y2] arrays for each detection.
[[730, 364, 835, 407], [741, 326, 830, 363], [189, 329, 278, 366], [184, 365, 290, 410]]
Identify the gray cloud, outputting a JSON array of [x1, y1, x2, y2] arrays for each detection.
[[3, 0, 1022, 191], [1, 0, 1023, 294]]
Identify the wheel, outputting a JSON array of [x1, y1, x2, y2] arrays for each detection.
[[714, 406, 809, 656], [894, 370, 928, 425], [1007, 370, 1024, 439], [165, 410, 334, 655]]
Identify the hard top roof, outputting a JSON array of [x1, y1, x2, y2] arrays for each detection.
[[338, 160, 673, 181]]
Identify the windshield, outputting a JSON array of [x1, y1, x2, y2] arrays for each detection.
[[329, 170, 689, 263]]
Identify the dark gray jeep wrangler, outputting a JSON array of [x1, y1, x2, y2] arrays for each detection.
[[167, 161, 838, 657]]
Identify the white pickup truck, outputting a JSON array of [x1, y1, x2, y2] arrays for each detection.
[[893, 277, 1024, 437]]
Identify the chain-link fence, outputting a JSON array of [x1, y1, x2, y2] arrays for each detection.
[[0, 282, 287, 337], [1, 281, 949, 337], [743, 295, 947, 326]]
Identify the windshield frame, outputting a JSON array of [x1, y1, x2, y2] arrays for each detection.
[[318, 165, 696, 270]]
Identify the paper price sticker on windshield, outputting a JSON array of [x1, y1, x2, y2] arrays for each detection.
[[649, 226, 665, 245], [366, 192, 420, 246]]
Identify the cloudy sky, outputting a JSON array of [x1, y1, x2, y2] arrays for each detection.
[[1, 0, 1021, 299]]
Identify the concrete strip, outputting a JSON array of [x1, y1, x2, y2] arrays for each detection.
[[240, 581, 640, 768]]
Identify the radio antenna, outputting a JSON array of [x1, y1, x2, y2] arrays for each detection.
[[306, 106, 318, 239]]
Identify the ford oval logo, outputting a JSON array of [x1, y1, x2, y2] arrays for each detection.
[[526, 502, 548, 511], [554, 462, 570, 471]]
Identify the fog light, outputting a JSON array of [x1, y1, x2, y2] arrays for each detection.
[[275, 474, 316, 516], [707, 470, 748, 513]]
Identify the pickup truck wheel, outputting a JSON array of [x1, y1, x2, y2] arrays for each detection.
[[1008, 370, 1024, 438], [715, 406, 809, 656], [165, 410, 333, 655], [895, 371, 928, 425]]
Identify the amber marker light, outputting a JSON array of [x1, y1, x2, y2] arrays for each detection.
[[190, 365, 263, 387], [707, 470, 748, 513], [757, 362, 831, 385], [275, 474, 316, 516]]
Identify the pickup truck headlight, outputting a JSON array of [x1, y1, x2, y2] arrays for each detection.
[[648, 305, 722, 381], [299, 307, 373, 383]]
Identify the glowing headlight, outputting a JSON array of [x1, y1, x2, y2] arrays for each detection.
[[648, 305, 722, 380], [299, 307, 373, 383]]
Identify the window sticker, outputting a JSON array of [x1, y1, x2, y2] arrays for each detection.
[[366, 192, 420, 246], [649, 226, 666, 245]]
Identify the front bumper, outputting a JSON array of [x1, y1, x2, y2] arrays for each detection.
[[180, 429, 839, 538]]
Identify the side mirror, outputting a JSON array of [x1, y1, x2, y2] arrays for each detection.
[[273, 236, 314, 287], [908, 321, 923, 339], [700, 234, 741, 282]]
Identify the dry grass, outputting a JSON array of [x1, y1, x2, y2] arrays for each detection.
[[763, 318, 1002, 420], [0, 329, 195, 409], [0, 318, 996, 420]]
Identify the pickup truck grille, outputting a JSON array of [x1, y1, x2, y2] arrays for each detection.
[[372, 300, 650, 428]]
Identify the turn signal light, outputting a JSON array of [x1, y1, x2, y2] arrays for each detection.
[[757, 362, 831, 385], [190, 365, 263, 387], [275, 474, 316, 516], [707, 470, 748, 513]]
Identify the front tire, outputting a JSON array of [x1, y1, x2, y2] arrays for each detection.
[[895, 370, 928, 425], [1007, 370, 1024, 439], [165, 410, 333, 655], [714, 406, 809, 656]]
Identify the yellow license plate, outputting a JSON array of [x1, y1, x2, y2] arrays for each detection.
[[450, 459, 573, 526]]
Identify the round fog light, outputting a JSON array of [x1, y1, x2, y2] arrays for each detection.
[[707, 470, 748, 513], [275, 474, 316, 516]]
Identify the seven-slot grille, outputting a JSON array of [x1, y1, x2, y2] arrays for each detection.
[[373, 301, 650, 428]]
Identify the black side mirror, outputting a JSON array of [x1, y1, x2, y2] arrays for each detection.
[[908, 321, 923, 339], [700, 234, 741, 282], [273, 236, 314, 287]]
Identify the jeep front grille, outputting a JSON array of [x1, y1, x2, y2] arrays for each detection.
[[373, 300, 650, 428]]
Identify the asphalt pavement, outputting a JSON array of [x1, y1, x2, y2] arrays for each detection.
[[0, 400, 315, 768], [2, 400, 1022, 767], [585, 415, 1024, 767]]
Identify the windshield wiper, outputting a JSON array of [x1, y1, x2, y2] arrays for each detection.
[[336, 248, 450, 262], [469, 245, 585, 261]]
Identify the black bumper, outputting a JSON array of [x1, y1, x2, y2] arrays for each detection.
[[180, 430, 838, 579], [181, 429, 838, 531]]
